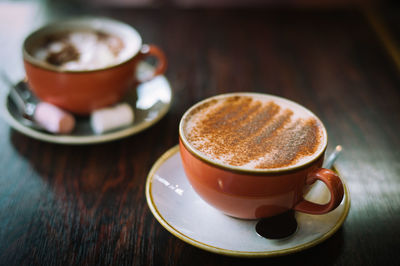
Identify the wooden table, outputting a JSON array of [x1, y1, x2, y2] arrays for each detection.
[[1, 2, 399, 265]]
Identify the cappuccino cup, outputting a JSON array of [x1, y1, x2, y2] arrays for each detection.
[[23, 17, 167, 115], [179, 93, 344, 219]]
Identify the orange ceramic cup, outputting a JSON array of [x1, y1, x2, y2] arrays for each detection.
[[23, 17, 167, 115], [179, 93, 344, 219]]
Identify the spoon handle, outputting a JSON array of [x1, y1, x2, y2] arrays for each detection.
[[323, 145, 343, 169]]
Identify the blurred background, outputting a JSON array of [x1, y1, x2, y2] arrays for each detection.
[[1, 0, 398, 80], [24, 0, 396, 8]]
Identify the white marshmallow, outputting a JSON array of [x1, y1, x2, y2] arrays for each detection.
[[90, 103, 134, 134]]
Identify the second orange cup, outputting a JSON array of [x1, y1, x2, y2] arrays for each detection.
[[23, 17, 167, 115]]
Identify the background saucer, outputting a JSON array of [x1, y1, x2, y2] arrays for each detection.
[[0, 74, 172, 145], [146, 146, 351, 257]]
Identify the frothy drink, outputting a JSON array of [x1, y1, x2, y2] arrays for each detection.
[[32, 30, 127, 71], [181, 93, 326, 170]]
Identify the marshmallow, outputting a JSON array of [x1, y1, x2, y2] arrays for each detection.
[[90, 103, 134, 134], [33, 102, 76, 134]]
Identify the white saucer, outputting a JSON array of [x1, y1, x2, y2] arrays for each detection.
[[0, 74, 172, 145], [146, 146, 350, 257]]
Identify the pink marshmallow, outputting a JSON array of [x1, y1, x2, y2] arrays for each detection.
[[33, 102, 75, 134]]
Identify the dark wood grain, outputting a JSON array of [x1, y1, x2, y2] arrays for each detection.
[[1, 2, 400, 265]]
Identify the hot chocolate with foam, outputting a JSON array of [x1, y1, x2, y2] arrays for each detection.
[[32, 30, 127, 71], [181, 93, 326, 170]]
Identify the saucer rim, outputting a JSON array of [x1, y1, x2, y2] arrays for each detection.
[[145, 145, 351, 258], [0, 76, 172, 145]]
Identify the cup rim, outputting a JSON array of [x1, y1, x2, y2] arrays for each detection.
[[179, 92, 328, 174], [22, 16, 142, 73]]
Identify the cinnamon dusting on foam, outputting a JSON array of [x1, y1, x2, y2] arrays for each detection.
[[184, 95, 323, 169]]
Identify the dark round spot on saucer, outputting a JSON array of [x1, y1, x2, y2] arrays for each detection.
[[255, 210, 298, 239]]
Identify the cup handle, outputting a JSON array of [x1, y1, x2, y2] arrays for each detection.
[[136, 44, 167, 82], [294, 168, 344, 215]]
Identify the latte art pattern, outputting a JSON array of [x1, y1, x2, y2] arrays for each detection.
[[183, 95, 324, 169]]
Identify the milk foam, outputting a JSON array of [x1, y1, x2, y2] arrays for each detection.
[[182, 93, 326, 170], [33, 30, 129, 71]]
